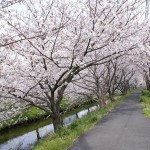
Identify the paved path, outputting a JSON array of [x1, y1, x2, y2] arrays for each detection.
[[69, 89, 150, 150]]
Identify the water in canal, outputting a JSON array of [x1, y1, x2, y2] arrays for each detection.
[[0, 106, 98, 150]]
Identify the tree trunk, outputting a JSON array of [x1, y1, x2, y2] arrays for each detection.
[[109, 95, 115, 102], [146, 81, 150, 91], [108, 90, 115, 102], [51, 102, 63, 131], [98, 98, 106, 108], [52, 110, 63, 131], [145, 75, 150, 91]]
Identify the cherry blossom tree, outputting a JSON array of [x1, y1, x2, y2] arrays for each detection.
[[0, 0, 24, 8], [71, 64, 109, 107], [71, 56, 138, 108], [135, 51, 150, 90], [0, 0, 148, 130]]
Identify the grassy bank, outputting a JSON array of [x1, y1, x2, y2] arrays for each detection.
[[140, 90, 150, 118], [0, 106, 46, 131], [0, 99, 95, 131], [33, 90, 135, 150]]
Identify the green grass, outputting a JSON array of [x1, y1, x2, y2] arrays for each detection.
[[33, 90, 135, 150], [140, 90, 150, 118], [0, 106, 46, 130], [21, 106, 46, 120]]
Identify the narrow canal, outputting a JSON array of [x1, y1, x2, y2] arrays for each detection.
[[0, 105, 98, 150]]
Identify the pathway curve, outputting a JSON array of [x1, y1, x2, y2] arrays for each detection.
[[69, 89, 150, 150]]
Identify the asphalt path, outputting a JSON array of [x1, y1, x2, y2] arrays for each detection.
[[69, 89, 150, 150]]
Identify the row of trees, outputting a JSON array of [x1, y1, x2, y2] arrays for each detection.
[[70, 58, 138, 107], [0, 0, 150, 130]]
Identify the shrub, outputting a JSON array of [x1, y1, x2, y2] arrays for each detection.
[[56, 126, 70, 137], [141, 90, 150, 97], [69, 121, 78, 130]]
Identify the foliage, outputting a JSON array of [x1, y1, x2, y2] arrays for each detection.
[[140, 90, 150, 118], [60, 99, 71, 112], [22, 106, 46, 120], [0, 106, 46, 130], [141, 90, 150, 97]]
